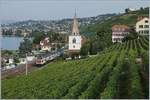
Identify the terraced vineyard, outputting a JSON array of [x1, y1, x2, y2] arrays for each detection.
[[2, 36, 149, 99]]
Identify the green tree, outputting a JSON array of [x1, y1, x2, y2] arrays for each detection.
[[89, 27, 112, 54], [123, 31, 138, 42], [14, 56, 20, 63], [80, 42, 90, 56], [19, 38, 32, 57], [1, 50, 13, 56], [32, 32, 45, 44]]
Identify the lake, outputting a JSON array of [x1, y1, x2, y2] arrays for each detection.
[[1, 36, 24, 50]]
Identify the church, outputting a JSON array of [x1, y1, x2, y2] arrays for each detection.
[[68, 12, 86, 57]]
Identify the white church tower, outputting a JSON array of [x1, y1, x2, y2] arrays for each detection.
[[68, 12, 82, 52]]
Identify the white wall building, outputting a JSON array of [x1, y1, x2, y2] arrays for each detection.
[[112, 25, 130, 43], [41, 46, 51, 51], [136, 17, 149, 35], [8, 58, 14, 64], [40, 37, 51, 51], [68, 12, 82, 52], [69, 36, 82, 50]]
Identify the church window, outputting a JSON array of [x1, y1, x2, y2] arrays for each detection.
[[73, 45, 75, 48], [73, 38, 76, 43]]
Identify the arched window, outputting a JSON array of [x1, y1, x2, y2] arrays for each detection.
[[73, 38, 76, 43]]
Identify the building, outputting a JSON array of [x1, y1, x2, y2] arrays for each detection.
[[125, 8, 136, 13], [68, 12, 83, 53], [112, 25, 130, 43], [136, 16, 149, 35], [40, 37, 51, 51]]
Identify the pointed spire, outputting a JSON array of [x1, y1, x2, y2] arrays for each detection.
[[72, 10, 79, 35], [75, 9, 77, 18]]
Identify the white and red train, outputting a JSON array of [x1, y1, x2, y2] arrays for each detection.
[[35, 51, 61, 65]]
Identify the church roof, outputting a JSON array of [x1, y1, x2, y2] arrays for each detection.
[[72, 12, 80, 35]]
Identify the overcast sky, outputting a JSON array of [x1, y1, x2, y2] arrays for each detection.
[[0, 0, 149, 21]]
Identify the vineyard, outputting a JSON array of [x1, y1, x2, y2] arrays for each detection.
[[2, 36, 149, 99]]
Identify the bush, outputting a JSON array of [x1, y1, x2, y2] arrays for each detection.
[[80, 42, 90, 56]]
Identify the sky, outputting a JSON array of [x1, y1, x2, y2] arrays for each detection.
[[0, 0, 149, 22]]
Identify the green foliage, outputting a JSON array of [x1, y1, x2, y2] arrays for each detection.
[[80, 8, 148, 54], [79, 52, 117, 99], [128, 50, 143, 98], [63, 73, 95, 99], [100, 51, 125, 99], [14, 56, 20, 63], [141, 51, 149, 74], [80, 41, 90, 56], [1, 50, 13, 56], [2, 32, 149, 99], [32, 31, 67, 47], [81, 7, 149, 35], [142, 51, 149, 66], [123, 32, 138, 42], [32, 32, 45, 44], [16, 30, 22, 37], [1, 7, 149, 99], [19, 38, 33, 56]]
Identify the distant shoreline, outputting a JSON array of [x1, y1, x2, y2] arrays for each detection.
[[2, 35, 24, 38]]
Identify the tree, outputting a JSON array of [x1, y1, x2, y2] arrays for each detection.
[[19, 38, 32, 57], [125, 8, 130, 13], [32, 32, 45, 44], [14, 56, 20, 64], [80, 42, 90, 56], [15, 30, 22, 37], [88, 27, 112, 55], [1, 50, 13, 56], [122, 32, 138, 42], [89, 39, 99, 55], [2, 29, 13, 36], [140, 7, 144, 11]]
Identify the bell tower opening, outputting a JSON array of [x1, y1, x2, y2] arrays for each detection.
[[73, 38, 76, 43]]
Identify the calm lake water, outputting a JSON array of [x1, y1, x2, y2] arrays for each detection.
[[1, 36, 24, 50]]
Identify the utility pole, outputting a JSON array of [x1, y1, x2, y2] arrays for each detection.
[[26, 53, 28, 75]]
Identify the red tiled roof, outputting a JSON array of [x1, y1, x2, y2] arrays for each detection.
[[112, 24, 130, 32]]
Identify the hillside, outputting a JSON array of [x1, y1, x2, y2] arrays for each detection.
[[81, 7, 149, 35], [2, 14, 115, 36], [2, 36, 149, 99], [79, 7, 149, 54]]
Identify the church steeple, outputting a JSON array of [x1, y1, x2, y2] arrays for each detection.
[[72, 11, 79, 35]]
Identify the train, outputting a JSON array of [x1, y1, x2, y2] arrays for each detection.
[[35, 51, 61, 65]]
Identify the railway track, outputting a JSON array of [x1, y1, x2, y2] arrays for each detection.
[[1, 61, 37, 79], [1, 47, 65, 80]]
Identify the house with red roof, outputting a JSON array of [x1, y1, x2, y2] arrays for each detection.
[[112, 24, 130, 43]]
